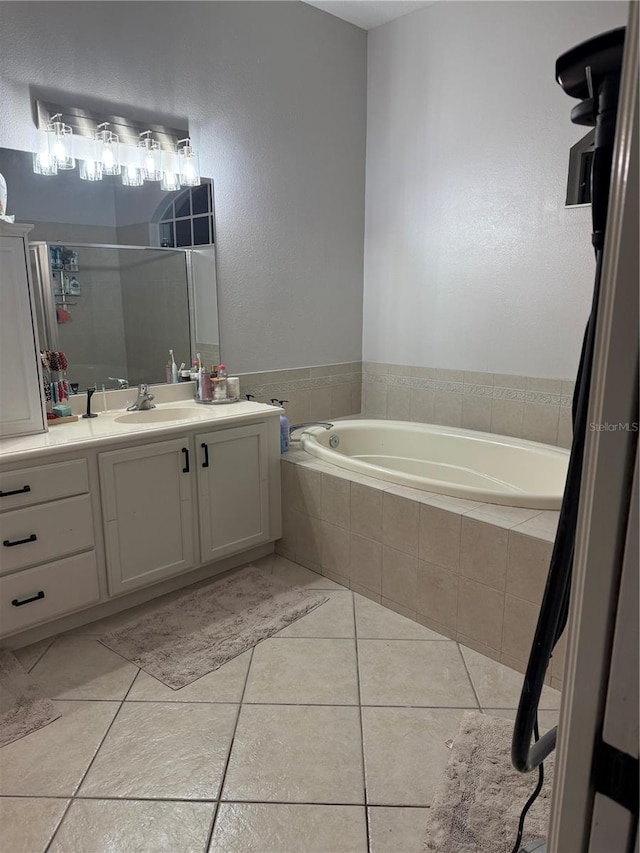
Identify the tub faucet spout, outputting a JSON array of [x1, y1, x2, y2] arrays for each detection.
[[289, 421, 333, 436]]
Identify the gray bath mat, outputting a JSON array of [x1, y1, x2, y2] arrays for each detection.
[[100, 566, 328, 689], [423, 711, 554, 853], [0, 648, 60, 748]]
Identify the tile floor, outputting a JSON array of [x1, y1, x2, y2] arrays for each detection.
[[0, 554, 561, 853]]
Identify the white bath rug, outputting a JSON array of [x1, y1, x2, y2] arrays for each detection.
[[0, 648, 60, 748]]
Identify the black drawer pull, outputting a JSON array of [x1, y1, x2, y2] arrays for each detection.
[[201, 442, 209, 468], [0, 485, 31, 498], [182, 447, 190, 473], [12, 591, 45, 607], [3, 534, 38, 548]]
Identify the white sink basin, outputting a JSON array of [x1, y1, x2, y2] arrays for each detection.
[[114, 407, 199, 424]]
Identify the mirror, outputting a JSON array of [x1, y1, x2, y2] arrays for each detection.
[[0, 147, 219, 390]]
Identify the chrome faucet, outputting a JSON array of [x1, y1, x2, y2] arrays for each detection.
[[126, 383, 156, 411], [289, 422, 333, 436], [109, 376, 129, 389]]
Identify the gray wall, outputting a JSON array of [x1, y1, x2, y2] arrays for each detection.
[[363, 0, 628, 379], [0, 1, 367, 374]]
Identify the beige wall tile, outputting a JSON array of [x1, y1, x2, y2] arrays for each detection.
[[284, 390, 311, 425], [415, 612, 457, 640], [323, 567, 350, 587], [351, 383, 362, 415], [435, 368, 463, 382], [502, 595, 540, 662], [409, 389, 436, 424], [275, 512, 297, 560], [526, 377, 562, 394], [281, 461, 298, 518], [499, 653, 527, 675], [309, 387, 333, 421], [557, 408, 573, 448], [493, 374, 527, 389], [490, 399, 524, 438], [561, 379, 576, 396], [381, 598, 416, 621], [321, 474, 351, 529], [457, 634, 501, 664], [457, 577, 505, 651], [433, 392, 462, 427], [381, 546, 418, 610], [296, 514, 323, 570], [419, 505, 461, 570], [463, 371, 494, 386], [512, 511, 559, 543], [351, 483, 383, 542], [387, 384, 411, 421], [383, 492, 419, 556], [350, 533, 383, 593], [322, 522, 351, 580], [410, 366, 437, 379], [350, 583, 382, 604], [298, 468, 322, 519], [331, 384, 354, 419], [364, 362, 390, 374], [461, 395, 492, 431], [522, 403, 560, 445], [363, 382, 388, 418], [506, 531, 552, 604], [416, 561, 458, 631], [460, 518, 508, 591]]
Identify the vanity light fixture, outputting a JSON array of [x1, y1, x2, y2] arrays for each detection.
[[31, 101, 199, 190], [32, 113, 74, 174], [177, 138, 201, 187], [122, 163, 144, 187], [139, 131, 162, 181], [96, 123, 120, 175]]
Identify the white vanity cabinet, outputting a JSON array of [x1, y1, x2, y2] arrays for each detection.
[[99, 436, 195, 595], [196, 423, 270, 562], [0, 222, 46, 438], [0, 459, 100, 635]]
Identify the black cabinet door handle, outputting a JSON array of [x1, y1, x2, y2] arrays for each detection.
[[12, 591, 45, 607], [3, 533, 37, 547], [182, 447, 190, 473], [201, 443, 209, 468], [0, 485, 31, 498]]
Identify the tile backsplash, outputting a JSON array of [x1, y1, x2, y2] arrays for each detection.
[[362, 363, 574, 448], [238, 363, 362, 425]]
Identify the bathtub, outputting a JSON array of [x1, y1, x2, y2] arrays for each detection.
[[299, 419, 569, 510]]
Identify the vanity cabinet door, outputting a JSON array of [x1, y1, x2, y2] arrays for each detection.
[[196, 423, 270, 562], [0, 230, 46, 438], [99, 438, 195, 595]]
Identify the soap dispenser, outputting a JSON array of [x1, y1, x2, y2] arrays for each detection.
[[278, 400, 290, 453]]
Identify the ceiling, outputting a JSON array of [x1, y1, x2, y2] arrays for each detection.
[[301, 0, 436, 31]]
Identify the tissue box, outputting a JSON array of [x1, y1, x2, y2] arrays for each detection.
[[52, 403, 72, 418]]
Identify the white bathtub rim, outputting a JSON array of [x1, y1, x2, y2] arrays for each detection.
[[299, 419, 568, 510]]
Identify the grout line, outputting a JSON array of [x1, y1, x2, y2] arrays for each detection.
[[43, 669, 141, 853], [204, 646, 255, 852], [21, 636, 57, 673], [455, 644, 482, 710], [352, 591, 371, 853], [0, 793, 431, 808]]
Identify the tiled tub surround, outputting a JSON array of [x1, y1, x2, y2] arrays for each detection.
[[362, 363, 575, 448], [238, 362, 362, 426], [278, 449, 566, 690]]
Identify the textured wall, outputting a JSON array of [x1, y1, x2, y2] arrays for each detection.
[[363, 1, 628, 379], [0, 1, 367, 374]]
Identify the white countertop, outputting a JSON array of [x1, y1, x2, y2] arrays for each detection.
[[0, 400, 281, 463]]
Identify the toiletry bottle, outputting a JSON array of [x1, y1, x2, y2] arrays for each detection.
[[169, 349, 178, 383], [279, 401, 290, 453], [165, 361, 173, 384], [69, 276, 80, 295], [200, 368, 212, 401]]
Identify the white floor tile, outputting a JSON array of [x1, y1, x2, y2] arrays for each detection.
[[0, 797, 69, 853], [276, 590, 355, 638], [460, 647, 561, 709], [368, 806, 429, 853]]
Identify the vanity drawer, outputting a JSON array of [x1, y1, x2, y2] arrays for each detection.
[[0, 494, 95, 574], [0, 551, 100, 635], [0, 459, 89, 510]]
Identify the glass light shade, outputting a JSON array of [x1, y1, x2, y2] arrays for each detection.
[[139, 134, 162, 181], [122, 164, 144, 187], [177, 140, 200, 187], [97, 125, 120, 175], [161, 170, 181, 191], [51, 121, 75, 170], [79, 159, 103, 181], [32, 134, 57, 175]]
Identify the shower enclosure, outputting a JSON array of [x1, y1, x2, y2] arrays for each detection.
[[30, 242, 197, 392]]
